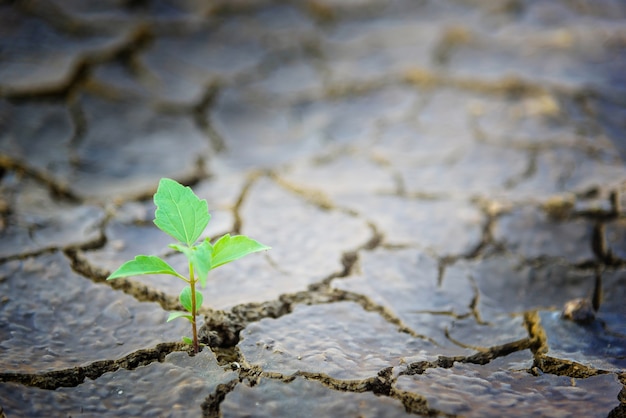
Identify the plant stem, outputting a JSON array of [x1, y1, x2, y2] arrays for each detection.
[[188, 260, 199, 354]]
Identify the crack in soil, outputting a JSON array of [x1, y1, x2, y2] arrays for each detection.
[[0, 342, 184, 390], [0, 155, 80, 203], [523, 310, 613, 379], [64, 248, 185, 312], [2, 3, 625, 416]]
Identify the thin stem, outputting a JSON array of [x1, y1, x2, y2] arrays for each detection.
[[188, 260, 199, 354]]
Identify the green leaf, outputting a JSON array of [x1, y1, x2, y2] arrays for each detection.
[[179, 286, 203, 312], [107, 255, 184, 280], [167, 311, 193, 322], [191, 240, 213, 287], [182, 336, 193, 345], [153, 178, 210, 246], [169, 243, 193, 259], [170, 240, 213, 288], [211, 234, 271, 270]]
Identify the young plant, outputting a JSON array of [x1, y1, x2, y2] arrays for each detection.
[[106, 178, 270, 354]]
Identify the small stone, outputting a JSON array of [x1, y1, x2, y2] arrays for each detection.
[[561, 298, 595, 324], [542, 195, 575, 220]]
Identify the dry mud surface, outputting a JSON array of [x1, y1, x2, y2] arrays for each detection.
[[1, 0, 626, 417]]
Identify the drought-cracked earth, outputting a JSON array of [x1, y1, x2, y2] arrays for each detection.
[[1, 0, 626, 416]]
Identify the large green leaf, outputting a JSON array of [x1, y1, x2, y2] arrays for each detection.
[[211, 234, 271, 270], [179, 286, 203, 312], [106, 255, 184, 280], [153, 178, 210, 246], [170, 240, 213, 288]]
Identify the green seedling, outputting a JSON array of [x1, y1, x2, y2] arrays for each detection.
[[107, 178, 270, 354]]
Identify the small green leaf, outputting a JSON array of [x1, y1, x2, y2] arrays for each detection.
[[179, 286, 203, 312], [167, 311, 193, 322], [107, 255, 184, 280], [170, 240, 213, 288], [191, 240, 213, 287], [170, 243, 192, 259], [182, 336, 193, 345], [153, 178, 210, 246], [211, 234, 271, 269]]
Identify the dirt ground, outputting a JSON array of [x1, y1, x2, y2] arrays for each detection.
[[1, 0, 626, 416]]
